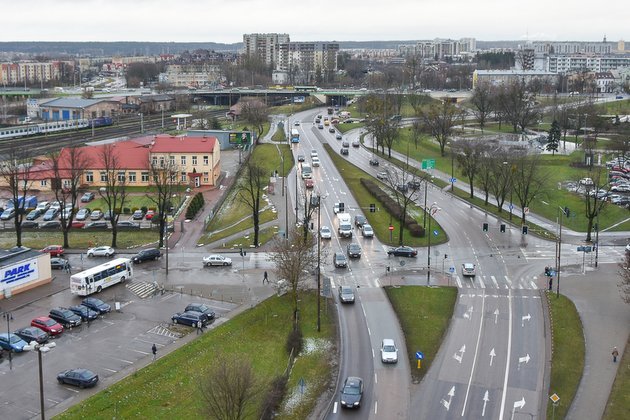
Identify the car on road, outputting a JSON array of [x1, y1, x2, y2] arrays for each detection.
[[396, 183, 409, 193], [334, 252, 348, 268], [310, 149, 318, 158], [297, 154, 305, 162], [68, 305, 99, 322], [407, 180, 422, 190], [311, 156, 320, 167], [317, 124, 324, 129], [80, 192, 95, 202], [369, 158, 379, 166], [305, 178, 314, 188], [336, 133, 342, 140], [338, 286, 355, 303], [329, 127, 335, 133], [387, 246, 418, 257], [381, 338, 399, 363], [132, 209, 145, 220], [203, 254, 232, 267], [342, 140, 350, 148], [75, 208, 91, 221], [49, 308, 82, 328], [354, 215, 367, 228], [31, 316, 64, 336], [42, 208, 58, 221], [50, 257, 69, 270], [340, 147, 349, 155], [116, 221, 141, 229], [172, 311, 209, 327], [57, 368, 99, 388], [352, 140, 360, 147], [462, 263, 476, 277], [320, 226, 332, 239], [361, 224, 374, 238], [90, 210, 103, 220], [132, 248, 161, 263], [346, 243, 362, 258], [184, 303, 216, 320], [40, 245, 64, 257], [340, 376, 363, 408], [0, 333, 28, 353], [81, 297, 111, 314], [14, 326, 49, 344], [40, 221, 62, 229], [26, 209, 43, 220], [87, 246, 115, 257], [376, 171, 388, 180], [86, 221, 109, 229]]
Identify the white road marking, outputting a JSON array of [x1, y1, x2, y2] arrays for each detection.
[[498, 288, 514, 419], [478, 277, 486, 289], [504, 276, 512, 288], [456, 276, 463, 288], [491, 276, 499, 288], [333, 402, 338, 413], [461, 290, 486, 416]]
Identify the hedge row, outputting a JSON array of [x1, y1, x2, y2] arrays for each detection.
[[185, 193, 205, 220], [360, 178, 426, 237]]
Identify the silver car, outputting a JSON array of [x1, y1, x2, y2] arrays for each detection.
[[203, 254, 232, 267]]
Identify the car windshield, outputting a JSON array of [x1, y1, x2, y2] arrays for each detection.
[[343, 384, 361, 395], [43, 319, 56, 326], [383, 345, 396, 352], [10, 335, 21, 344]]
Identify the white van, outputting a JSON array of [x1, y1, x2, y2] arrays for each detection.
[[312, 156, 320, 167], [301, 163, 312, 179]]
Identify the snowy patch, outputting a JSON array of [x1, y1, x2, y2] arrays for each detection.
[[303, 338, 332, 355]]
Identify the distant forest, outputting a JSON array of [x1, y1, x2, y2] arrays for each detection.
[[0, 40, 522, 56]]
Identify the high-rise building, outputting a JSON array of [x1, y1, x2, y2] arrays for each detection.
[[242, 33, 290, 67]]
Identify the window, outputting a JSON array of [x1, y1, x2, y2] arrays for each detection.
[[40, 180, 48, 187], [170, 174, 176, 183], [100, 171, 108, 182], [170, 156, 176, 166], [181, 171, 187, 182], [141, 172, 149, 182], [118, 171, 126, 182], [152, 157, 157, 166], [203, 156, 209, 165], [63, 180, 71, 187], [203, 172, 209, 183], [180, 156, 186, 165], [192, 156, 197, 165], [86, 171, 94, 182], [159, 157, 165, 167], [128, 172, 136, 182]]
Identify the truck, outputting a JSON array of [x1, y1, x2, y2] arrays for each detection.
[[337, 212, 353, 238], [5, 195, 38, 212]]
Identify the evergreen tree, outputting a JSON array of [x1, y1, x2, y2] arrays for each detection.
[[546, 120, 561, 155]]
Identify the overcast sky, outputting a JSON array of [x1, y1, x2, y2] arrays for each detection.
[[4, 0, 628, 44]]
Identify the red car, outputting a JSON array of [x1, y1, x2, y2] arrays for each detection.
[[31, 316, 64, 336], [305, 178, 314, 189], [71, 221, 85, 229], [145, 210, 155, 220], [40, 245, 64, 257]]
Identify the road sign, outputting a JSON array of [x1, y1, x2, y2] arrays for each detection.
[[524, 207, 530, 214], [449, 266, 455, 273], [449, 177, 457, 183], [550, 393, 560, 404], [433, 230, 439, 236], [415, 351, 424, 360], [298, 377, 305, 394], [421, 159, 435, 169], [388, 225, 394, 231], [509, 204, 514, 210], [577, 246, 593, 252]]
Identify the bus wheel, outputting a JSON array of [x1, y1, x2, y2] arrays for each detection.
[[120, 276, 126, 283], [96, 286, 102, 293]]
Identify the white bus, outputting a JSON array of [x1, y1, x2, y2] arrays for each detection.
[[70, 258, 133, 296]]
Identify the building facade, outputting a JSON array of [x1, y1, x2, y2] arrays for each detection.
[[473, 69, 559, 88], [242, 33, 290, 67], [0, 61, 73, 86]]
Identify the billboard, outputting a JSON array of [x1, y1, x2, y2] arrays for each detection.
[[228, 131, 251, 145]]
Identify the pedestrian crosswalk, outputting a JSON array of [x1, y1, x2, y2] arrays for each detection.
[[453, 274, 543, 290], [126, 281, 159, 298]]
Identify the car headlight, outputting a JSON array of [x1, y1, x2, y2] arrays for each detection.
[[341, 400, 346, 405]]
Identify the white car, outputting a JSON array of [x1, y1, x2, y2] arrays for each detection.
[[381, 338, 398, 363], [462, 263, 476, 277], [376, 171, 388, 180], [320, 226, 332, 239], [87, 246, 115, 257], [203, 254, 232, 267], [310, 149, 318, 158], [362, 224, 374, 238]]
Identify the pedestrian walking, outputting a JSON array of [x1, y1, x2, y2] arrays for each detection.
[[152, 343, 157, 361], [263, 271, 269, 284], [612, 346, 619, 363], [196, 321, 203, 335], [548, 278, 553, 291], [65, 260, 72, 274]]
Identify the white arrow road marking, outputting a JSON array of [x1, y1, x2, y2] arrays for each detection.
[[489, 348, 496, 366], [453, 344, 466, 363], [463, 306, 473, 319], [521, 313, 531, 327], [461, 291, 487, 416], [440, 386, 455, 411], [499, 288, 514, 419], [494, 308, 499, 324], [518, 354, 531, 365], [482, 390, 490, 417]]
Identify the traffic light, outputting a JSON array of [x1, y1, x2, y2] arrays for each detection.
[[522, 225, 528, 235], [339, 202, 345, 212], [239, 248, 246, 257], [370, 203, 376, 213], [500, 224, 506, 233], [482, 223, 489, 232]]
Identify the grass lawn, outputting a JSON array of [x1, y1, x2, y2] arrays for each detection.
[[603, 336, 630, 420], [55, 292, 335, 420], [385, 286, 458, 382], [546, 292, 585, 420], [324, 143, 447, 247], [0, 229, 160, 250], [219, 225, 280, 249], [200, 209, 277, 246]]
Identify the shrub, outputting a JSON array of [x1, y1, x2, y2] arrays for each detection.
[[141, 206, 148, 213], [185, 192, 205, 219], [260, 375, 288, 420], [123, 207, 131, 214], [285, 325, 303, 355]]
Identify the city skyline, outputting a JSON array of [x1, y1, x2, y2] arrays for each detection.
[[4, 0, 629, 45]]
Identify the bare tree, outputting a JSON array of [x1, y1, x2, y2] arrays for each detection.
[[469, 81, 495, 132], [146, 156, 180, 248], [419, 99, 461, 156], [488, 149, 515, 213], [239, 99, 268, 142], [581, 167, 609, 242], [199, 354, 260, 420], [496, 80, 540, 133], [49, 146, 92, 248], [452, 139, 487, 198], [380, 165, 422, 245], [511, 153, 547, 224], [237, 159, 267, 247], [477, 153, 494, 206], [98, 144, 130, 248], [0, 147, 34, 247], [268, 228, 317, 323]]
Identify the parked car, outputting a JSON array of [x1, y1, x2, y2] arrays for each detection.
[[334, 252, 348, 268], [361, 224, 374, 238], [35, 201, 50, 212], [50, 257, 69, 270], [203, 254, 232, 267], [26, 209, 43, 220], [0, 208, 15, 220], [338, 286, 355, 303], [75, 208, 91, 221], [380, 338, 399, 363], [14, 326, 49, 344], [132, 248, 161, 263], [21, 221, 38, 229], [40, 245, 64, 257], [68, 305, 99, 322], [347, 243, 362, 258], [0, 333, 28, 353], [90, 210, 103, 220], [81, 297, 111, 314], [171, 311, 209, 327], [86, 221, 109, 229], [31, 316, 64, 336], [42, 208, 58, 221], [320, 226, 332, 239], [87, 246, 115, 257], [145, 210, 155, 220], [184, 303, 216, 320], [340, 376, 364, 408], [116, 221, 140, 229], [57, 368, 99, 388], [71, 221, 85, 229], [103, 211, 116, 221], [387, 246, 418, 257], [80, 192, 95, 202], [40, 221, 62, 229], [49, 201, 61, 211], [132, 209, 145, 220], [49, 308, 82, 328]]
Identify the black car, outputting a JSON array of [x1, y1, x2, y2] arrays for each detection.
[[347, 243, 362, 258], [68, 305, 99, 322], [387, 246, 418, 257], [184, 303, 216, 320], [86, 221, 109, 229], [340, 376, 364, 408], [172, 311, 209, 327], [340, 148, 349, 155], [50, 257, 68, 270], [26, 209, 43, 220], [396, 184, 409, 193], [81, 297, 111, 314], [407, 180, 422, 190], [369, 158, 379, 166], [21, 221, 39, 229], [49, 308, 82, 328], [40, 221, 62, 229], [14, 326, 49, 344], [132, 248, 161, 263], [297, 154, 305, 162], [57, 368, 99, 388], [342, 141, 350, 148], [354, 215, 367, 228], [334, 252, 348, 268]]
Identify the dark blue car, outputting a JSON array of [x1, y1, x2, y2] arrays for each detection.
[[0, 333, 28, 353]]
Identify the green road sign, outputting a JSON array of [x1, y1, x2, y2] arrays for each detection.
[[421, 159, 435, 169]]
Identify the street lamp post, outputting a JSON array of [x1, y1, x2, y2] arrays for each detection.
[[450, 145, 455, 191], [555, 206, 569, 298], [24, 341, 56, 420], [2, 311, 14, 369], [316, 193, 322, 332], [427, 203, 440, 285]]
